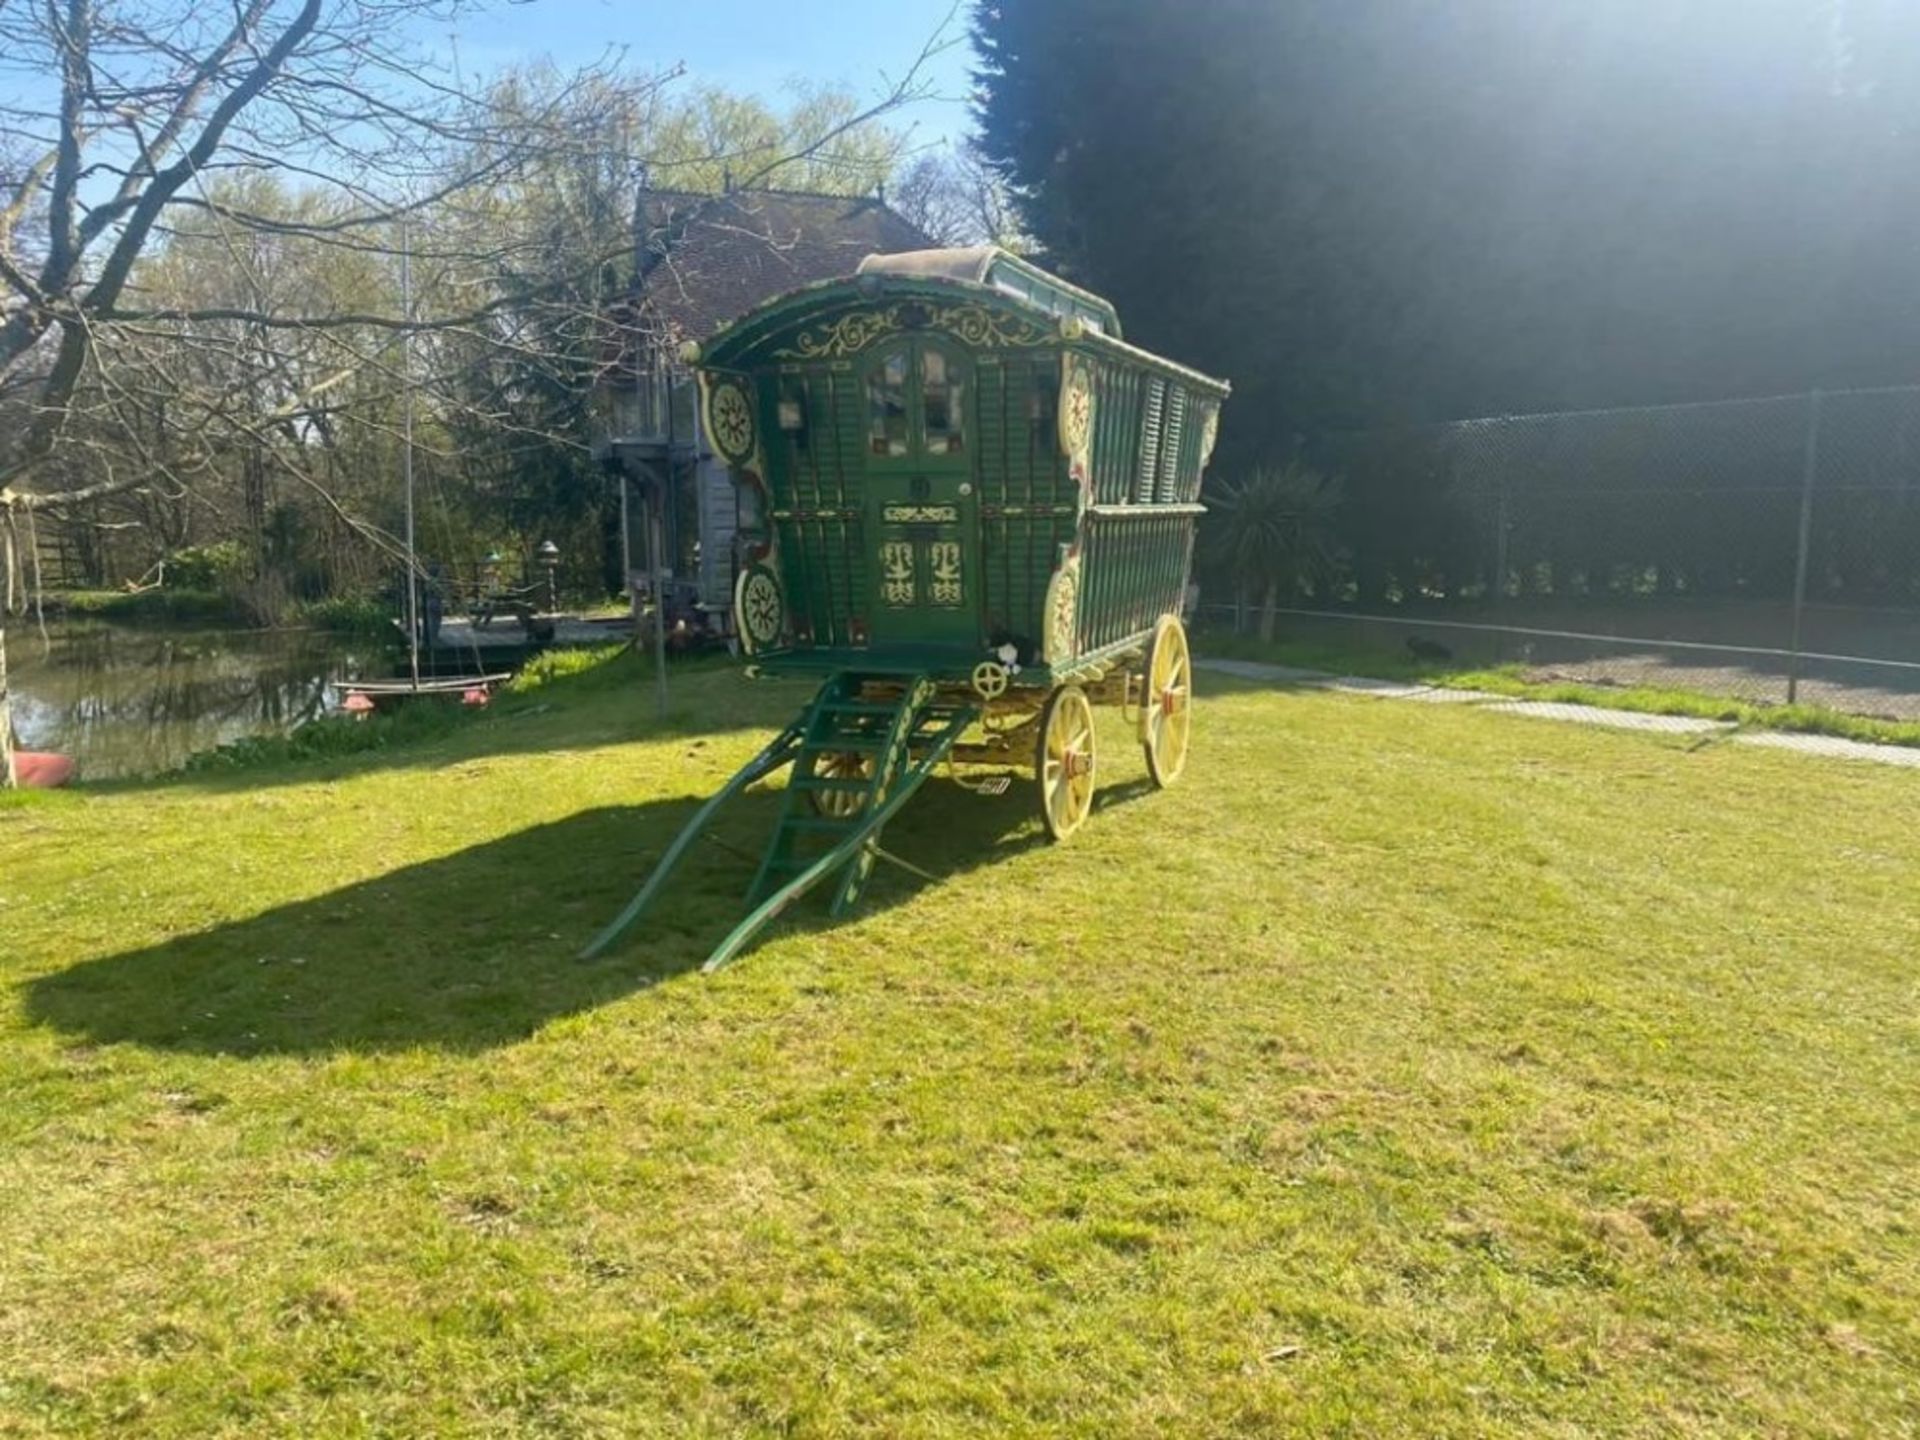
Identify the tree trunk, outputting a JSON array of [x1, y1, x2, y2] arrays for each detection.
[[1259, 579, 1279, 643]]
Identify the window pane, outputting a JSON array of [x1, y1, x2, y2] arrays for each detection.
[[868, 348, 910, 457], [922, 348, 964, 455]]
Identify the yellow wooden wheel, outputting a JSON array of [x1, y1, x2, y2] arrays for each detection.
[[1140, 613, 1192, 787], [809, 750, 873, 818], [1036, 683, 1097, 841]]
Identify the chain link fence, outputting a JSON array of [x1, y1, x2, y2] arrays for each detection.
[[1242, 385, 1920, 720]]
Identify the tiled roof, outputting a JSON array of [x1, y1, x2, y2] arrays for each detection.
[[635, 188, 934, 342]]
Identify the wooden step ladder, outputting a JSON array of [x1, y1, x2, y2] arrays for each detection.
[[579, 671, 977, 972]]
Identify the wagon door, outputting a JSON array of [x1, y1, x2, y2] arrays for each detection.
[[860, 338, 980, 650]]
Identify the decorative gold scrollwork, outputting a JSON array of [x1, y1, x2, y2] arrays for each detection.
[[928, 541, 964, 607], [880, 541, 915, 607], [1060, 358, 1094, 467], [709, 380, 755, 461], [1043, 553, 1081, 665], [735, 565, 784, 653], [773, 302, 1053, 361]]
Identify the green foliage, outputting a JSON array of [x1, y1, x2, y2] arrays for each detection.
[[49, 588, 246, 625], [35, 74, 911, 607], [1202, 464, 1345, 638], [974, 1, 1920, 461], [181, 702, 470, 774], [292, 595, 391, 636], [506, 643, 633, 694], [162, 543, 250, 592]]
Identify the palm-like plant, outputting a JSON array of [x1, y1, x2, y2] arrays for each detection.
[[1203, 463, 1346, 640]]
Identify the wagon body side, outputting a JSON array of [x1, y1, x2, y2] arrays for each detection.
[[692, 267, 1226, 688]]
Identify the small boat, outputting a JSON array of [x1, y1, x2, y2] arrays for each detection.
[[331, 673, 512, 716], [10, 751, 76, 789]]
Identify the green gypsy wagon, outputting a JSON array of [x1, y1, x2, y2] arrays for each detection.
[[583, 246, 1229, 970]]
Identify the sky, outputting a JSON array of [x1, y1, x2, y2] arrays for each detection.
[[432, 0, 978, 148]]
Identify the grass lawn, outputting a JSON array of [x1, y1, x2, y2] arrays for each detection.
[[2, 654, 1916, 1436]]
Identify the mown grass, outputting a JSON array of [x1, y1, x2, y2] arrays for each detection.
[[1200, 628, 1920, 748], [2, 654, 1917, 1436]]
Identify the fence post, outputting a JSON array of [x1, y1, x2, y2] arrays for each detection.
[[1492, 482, 1510, 665], [1787, 388, 1823, 705]]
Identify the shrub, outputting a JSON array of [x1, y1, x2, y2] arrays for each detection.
[[1202, 463, 1346, 639], [164, 542, 250, 592], [295, 595, 392, 636], [182, 701, 467, 773]]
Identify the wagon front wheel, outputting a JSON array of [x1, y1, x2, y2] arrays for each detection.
[[1140, 613, 1192, 787], [808, 751, 873, 818], [1036, 684, 1097, 841]]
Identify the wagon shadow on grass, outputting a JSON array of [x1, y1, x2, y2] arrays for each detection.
[[26, 776, 1155, 1057]]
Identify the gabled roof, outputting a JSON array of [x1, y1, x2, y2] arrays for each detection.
[[634, 188, 935, 341]]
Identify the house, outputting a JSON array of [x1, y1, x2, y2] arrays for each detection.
[[598, 187, 933, 634]]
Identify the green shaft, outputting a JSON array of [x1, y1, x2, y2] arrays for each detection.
[[577, 717, 806, 961]]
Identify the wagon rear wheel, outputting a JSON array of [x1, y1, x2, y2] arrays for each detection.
[[1036, 684, 1097, 841], [1140, 614, 1192, 787]]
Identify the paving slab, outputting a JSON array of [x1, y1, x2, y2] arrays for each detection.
[[1397, 686, 1499, 704], [1320, 675, 1435, 698], [1732, 731, 1920, 768], [1479, 701, 1729, 735]]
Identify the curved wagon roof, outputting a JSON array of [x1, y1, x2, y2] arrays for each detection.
[[688, 247, 1230, 398]]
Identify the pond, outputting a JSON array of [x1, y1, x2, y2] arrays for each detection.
[[3, 620, 390, 780]]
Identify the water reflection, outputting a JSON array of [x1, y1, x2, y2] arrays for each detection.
[[6, 621, 386, 780]]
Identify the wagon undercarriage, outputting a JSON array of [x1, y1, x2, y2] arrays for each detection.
[[579, 614, 1193, 972]]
